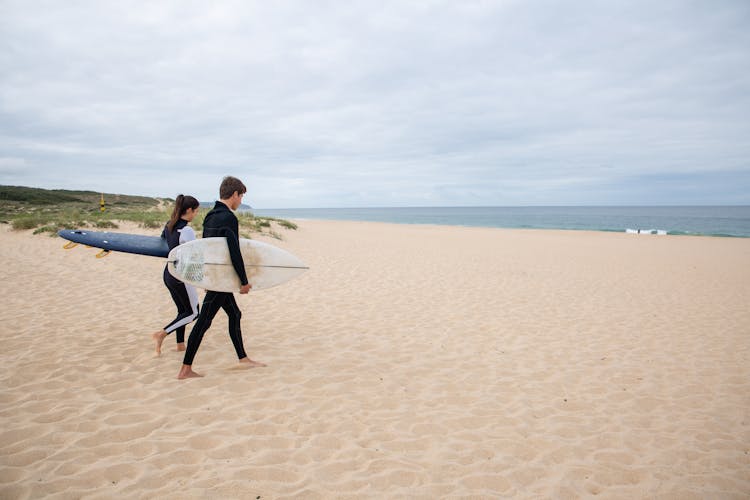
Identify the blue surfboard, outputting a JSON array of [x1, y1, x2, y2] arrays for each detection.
[[58, 229, 168, 258]]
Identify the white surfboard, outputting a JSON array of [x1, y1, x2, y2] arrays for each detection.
[[167, 237, 308, 292]]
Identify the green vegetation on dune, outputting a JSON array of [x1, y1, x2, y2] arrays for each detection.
[[0, 185, 297, 239], [0, 185, 85, 204]]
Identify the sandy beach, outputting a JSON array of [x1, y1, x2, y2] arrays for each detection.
[[1, 219, 749, 499]]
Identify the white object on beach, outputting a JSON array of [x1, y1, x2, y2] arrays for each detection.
[[626, 229, 668, 235], [167, 237, 308, 292]]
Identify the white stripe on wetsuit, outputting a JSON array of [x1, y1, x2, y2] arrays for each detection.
[[164, 225, 199, 333]]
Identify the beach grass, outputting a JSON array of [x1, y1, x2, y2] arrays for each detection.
[[0, 185, 296, 239]]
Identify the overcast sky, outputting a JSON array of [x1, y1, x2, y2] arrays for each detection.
[[1, 1, 748, 207]]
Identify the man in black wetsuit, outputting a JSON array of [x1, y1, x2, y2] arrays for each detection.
[[178, 176, 266, 379]]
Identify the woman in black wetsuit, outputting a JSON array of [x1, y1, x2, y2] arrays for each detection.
[[151, 195, 201, 355]]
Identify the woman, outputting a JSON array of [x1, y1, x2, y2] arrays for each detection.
[[152, 195, 201, 355]]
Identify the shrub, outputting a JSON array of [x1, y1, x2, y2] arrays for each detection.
[[12, 217, 41, 230], [141, 219, 162, 229], [33, 225, 59, 235], [95, 220, 118, 229]]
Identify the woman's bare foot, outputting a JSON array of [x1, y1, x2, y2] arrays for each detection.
[[238, 357, 267, 368], [175, 342, 186, 352], [177, 364, 203, 379], [151, 330, 167, 356]]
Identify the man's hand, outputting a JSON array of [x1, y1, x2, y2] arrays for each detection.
[[239, 283, 252, 294]]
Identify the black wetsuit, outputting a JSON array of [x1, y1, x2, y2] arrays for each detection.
[[183, 201, 249, 365], [161, 219, 199, 343]]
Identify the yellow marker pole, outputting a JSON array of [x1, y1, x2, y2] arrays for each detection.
[[100, 193, 106, 212]]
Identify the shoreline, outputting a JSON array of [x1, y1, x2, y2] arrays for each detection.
[[271, 217, 750, 240], [4, 208, 748, 239], [250, 205, 750, 239], [2, 220, 749, 498]]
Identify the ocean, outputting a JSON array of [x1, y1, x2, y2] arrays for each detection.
[[250, 206, 750, 238]]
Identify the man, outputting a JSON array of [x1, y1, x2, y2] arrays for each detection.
[[177, 176, 266, 379]]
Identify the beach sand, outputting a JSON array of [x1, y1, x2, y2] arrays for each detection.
[[1, 220, 749, 499]]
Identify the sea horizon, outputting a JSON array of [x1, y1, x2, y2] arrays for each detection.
[[250, 205, 750, 238]]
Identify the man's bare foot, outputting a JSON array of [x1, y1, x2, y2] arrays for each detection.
[[238, 357, 267, 368], [177, 364, 203, 379], [175, 342, 186, 352], [151, 330, 167, 356]]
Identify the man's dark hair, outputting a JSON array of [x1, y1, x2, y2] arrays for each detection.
[[219, 176, 247, 199]]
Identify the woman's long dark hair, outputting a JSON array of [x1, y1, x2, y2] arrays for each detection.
[[167, 195, 200, 232]]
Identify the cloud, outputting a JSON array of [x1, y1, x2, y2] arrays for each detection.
[[1, 0, 748, 206]]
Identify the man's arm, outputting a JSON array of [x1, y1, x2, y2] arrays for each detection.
[[217, 226, 249, 287]]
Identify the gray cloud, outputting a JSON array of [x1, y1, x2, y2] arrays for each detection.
[[1, 0, 748, 207]]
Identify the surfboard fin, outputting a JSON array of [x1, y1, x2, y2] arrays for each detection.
[[63, 242, 78, 250], [95, 249, 111, 258]]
